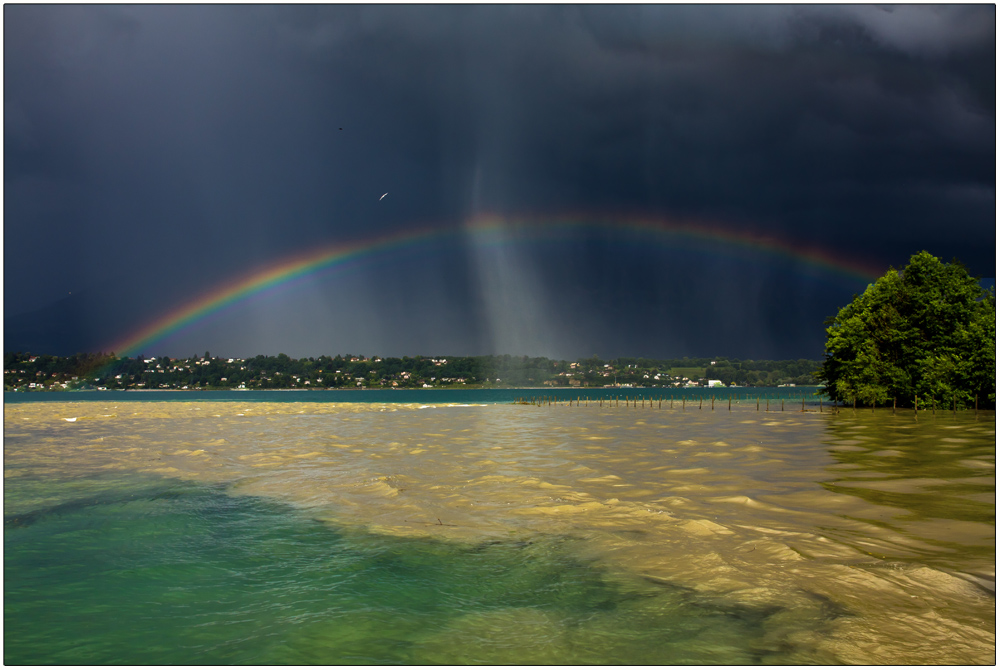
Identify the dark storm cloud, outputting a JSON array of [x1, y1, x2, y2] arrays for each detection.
[[4, 5, 994, 359], [263, 4, 993, 253]]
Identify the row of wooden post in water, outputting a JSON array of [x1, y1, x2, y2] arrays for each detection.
[[859, 394, 981, 416], [515, 394, 813, 411], [514, 393, 982, 415]]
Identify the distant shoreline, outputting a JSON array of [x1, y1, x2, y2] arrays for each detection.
[[4, 353, 824, 393], [10, 385, 822, 393]]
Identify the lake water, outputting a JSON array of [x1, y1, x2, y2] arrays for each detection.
[[4, 393, 994, 664]]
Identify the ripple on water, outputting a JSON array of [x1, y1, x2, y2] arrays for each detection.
[[6, 481, 855, 665], [3, 401, 995, 664]]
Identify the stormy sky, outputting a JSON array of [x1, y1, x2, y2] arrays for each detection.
[[5, 4, 995, 360]]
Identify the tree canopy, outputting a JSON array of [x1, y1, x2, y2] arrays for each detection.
[[819, 251, 995, 408]]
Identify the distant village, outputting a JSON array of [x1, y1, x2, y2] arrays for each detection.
[[4, 352, 821, 392]]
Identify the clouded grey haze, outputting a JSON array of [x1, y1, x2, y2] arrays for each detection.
[[5, 5, 995, 360]]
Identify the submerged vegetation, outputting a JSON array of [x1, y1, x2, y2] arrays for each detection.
[[3, 352, 820, 392], [818, 251, 995, 409]]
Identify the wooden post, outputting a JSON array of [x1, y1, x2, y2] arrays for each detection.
[[975, 395, 978, 417], [756, 396, 759, 411], [699, 397, 702, 410], [683, 396, 686, 410], [802, 395, 805, 412], [766, 397, 769, 412], [729, 396, 732, 411], [781, 399, 784, 412], [893, 397, 896, 414], [711, 395, 714, 411], [953, 394, 956, 414]]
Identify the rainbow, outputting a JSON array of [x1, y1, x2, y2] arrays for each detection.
[[105, 213, 883, 357]]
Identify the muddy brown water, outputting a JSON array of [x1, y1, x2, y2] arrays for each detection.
[[5, 400, 995, 663]]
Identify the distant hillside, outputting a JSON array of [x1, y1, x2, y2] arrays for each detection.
[[5, 352, 822, 391]]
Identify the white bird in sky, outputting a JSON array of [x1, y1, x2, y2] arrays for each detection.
[[379, 192, 388, 201]]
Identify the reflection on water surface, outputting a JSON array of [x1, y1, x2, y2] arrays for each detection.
[[4, 400, 995, 664]]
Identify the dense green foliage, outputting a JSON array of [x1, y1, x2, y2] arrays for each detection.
[[818, 251, 995, 409], [5, 351, 820, 391]]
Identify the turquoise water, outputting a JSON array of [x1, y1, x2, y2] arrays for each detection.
[[5, 398, 992, 664], [5, 475, 839, 665], [4, 386, 827, 405]]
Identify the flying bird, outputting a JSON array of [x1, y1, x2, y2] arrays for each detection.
[[379, 193, 388, 201]]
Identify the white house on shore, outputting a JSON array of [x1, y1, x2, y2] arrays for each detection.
[[707, 379, 724, 387]]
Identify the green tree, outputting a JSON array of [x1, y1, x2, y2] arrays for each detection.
[[819, 251, 995, 408]]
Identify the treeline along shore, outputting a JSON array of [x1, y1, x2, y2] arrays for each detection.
[[4, 352, 821, 392]]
